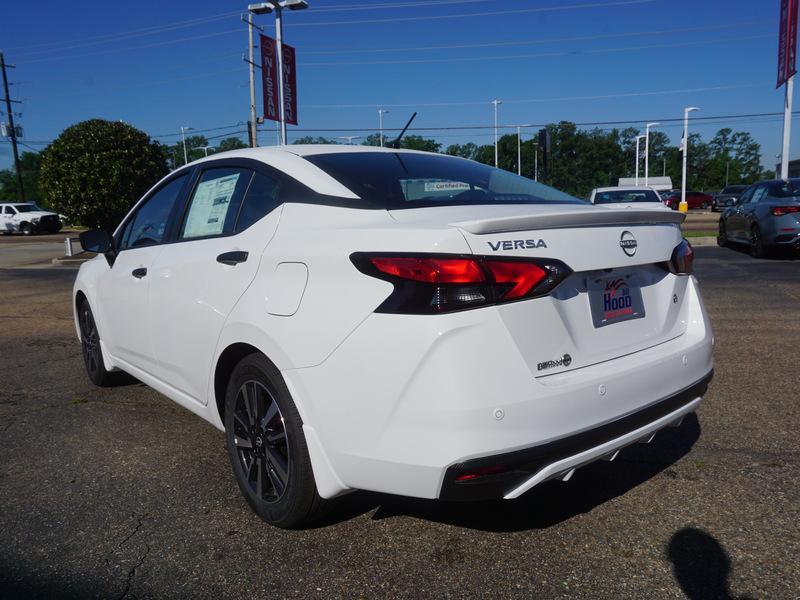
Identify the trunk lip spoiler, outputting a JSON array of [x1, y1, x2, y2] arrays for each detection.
[[451, 209, 685, 234]]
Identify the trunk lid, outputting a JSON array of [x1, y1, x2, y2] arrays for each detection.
[[390, 204, 690, 375]]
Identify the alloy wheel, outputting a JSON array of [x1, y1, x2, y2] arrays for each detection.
[[231, 381, 290, 503], [80, 305, 101, 378]]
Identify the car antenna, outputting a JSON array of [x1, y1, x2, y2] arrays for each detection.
[[390, 112, 417, 149]]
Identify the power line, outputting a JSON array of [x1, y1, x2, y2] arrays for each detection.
[[9, 11, 242, 56], [303, 84, 764, 109], [303, 21, 770, 56], [287, 0, 657, 27], [300, 34, 771, 66], [310, 0, 493, 12]]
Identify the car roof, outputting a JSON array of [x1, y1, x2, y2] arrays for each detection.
[[592, 186, 658, 193], [180, 145, 468, 199]]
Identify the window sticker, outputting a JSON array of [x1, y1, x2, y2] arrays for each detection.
[[183, 173, 240, 238]]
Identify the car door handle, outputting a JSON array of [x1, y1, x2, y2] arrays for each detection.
[[216, 251, 249, 266], [132, 267, 147, 279]]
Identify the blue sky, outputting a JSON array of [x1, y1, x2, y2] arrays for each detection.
[[0, 0, 789, 175]]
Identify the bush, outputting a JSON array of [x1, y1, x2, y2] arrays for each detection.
[[40, 119, 168, 230]]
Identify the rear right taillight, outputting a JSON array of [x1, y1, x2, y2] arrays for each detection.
[[771, 206, 800, 216], [668, 239, 694, 275], [351, 253, 571, 314]]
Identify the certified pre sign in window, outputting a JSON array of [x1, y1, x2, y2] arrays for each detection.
[[182, 170, 249, 239]]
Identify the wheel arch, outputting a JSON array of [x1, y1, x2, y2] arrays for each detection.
[[213, 342, 264, 424]]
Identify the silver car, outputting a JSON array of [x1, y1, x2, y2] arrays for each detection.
[[718, 179, 800, 257]]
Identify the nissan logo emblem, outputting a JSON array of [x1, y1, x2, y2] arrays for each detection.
[[619, 231, 637, 257]]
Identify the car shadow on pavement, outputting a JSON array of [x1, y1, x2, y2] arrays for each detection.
[[721, 241, 800, 261], [318, 413, 701, 533], [666, 527, 754, 600]]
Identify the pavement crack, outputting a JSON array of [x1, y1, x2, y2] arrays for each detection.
[[116, 541, 150, 600]]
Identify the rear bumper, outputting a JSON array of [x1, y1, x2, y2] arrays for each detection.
[[287, 273, 714, 500], [439, 370, 711, 500]]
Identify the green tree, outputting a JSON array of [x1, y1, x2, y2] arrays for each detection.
[[293, 136, 338, 145], [216, 137, 248, 152], [163, 135, 209, 169], [361, 132, 441, 151], [0, 151, 43, 203], [39, 119, 168, 230], [445, 142, 479, 160]]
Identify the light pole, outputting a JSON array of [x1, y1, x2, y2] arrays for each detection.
[[338, 135, 361, 145], [378, 109, 389, 147], [634, 135, 646, 185], [492, 99, 502, 167], [680, 107, 700, 213], [180, 126, 193, 165], [252, 1, 308, 146], [644, 122, 660, 186], [534, 143, 539, 181], [199, 146, 214, 157]]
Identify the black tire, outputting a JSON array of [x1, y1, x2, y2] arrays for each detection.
[[717, 221, 728, 247], [224, 354, 325, 529], [78, 300, 117, 386], [20, 223, 32, 235], [749, 225, 766, 258]]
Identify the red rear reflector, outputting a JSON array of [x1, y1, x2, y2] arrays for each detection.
[[771, 206, 800, 216], [370, 257, 485, 284], [454, 465, 508, 482], [484, 260, 547, 300]]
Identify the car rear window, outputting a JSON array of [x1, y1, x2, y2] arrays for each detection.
[[769, 181, 800, 198], [593, 190, 661, 204], [304, 152, 581, 209]]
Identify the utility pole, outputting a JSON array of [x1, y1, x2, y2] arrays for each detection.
[[1, 53, 24, 200], [534, 143, 538, 181]]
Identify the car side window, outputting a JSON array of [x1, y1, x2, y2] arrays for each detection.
[[749, 186, 767, 204], [236, 172, 282, 232], [179, 168, 252, 240], [4, 206, 16, 214], [737, 187, 754, 205], [120, 175, 188, 250]]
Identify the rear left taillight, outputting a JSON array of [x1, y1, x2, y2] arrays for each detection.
[[770, 206, 800, 216], [351, 253, 571, 314], [669, 239, 694, 275]]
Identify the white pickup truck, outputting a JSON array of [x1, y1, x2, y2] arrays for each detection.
[[0, 202, 62, 235]]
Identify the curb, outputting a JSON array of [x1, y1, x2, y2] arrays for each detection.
[[51, 254, 96, 266], [685, 236, 718, 247]]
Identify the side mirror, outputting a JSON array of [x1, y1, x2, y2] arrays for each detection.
[[79, 229, 116, 266]]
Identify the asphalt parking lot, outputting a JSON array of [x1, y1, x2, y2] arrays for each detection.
[[1, 245, 798, 599]]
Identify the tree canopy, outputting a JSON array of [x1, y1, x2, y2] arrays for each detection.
[[39, 119, 168, 230]]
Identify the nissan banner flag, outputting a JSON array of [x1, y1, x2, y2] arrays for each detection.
[[260, 34, 298, 125], [282, 43, 298, 126], [260, 34, 279, 121], [777, 0, 799, 88]]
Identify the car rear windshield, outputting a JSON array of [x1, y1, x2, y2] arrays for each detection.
[[304, 152, 581, 209], [769, 181, 800, 198], [593, 190, 661, 204]]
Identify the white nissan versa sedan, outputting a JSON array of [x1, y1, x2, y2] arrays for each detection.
[[74, 146, 713, 528]]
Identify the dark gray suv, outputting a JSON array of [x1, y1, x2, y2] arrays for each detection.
[[718, 179, 800, 257]]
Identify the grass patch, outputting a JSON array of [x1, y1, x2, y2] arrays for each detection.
[[683, 230, 718, 238]]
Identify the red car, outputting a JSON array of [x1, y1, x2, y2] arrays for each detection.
[[661, 190, 713, 210]]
